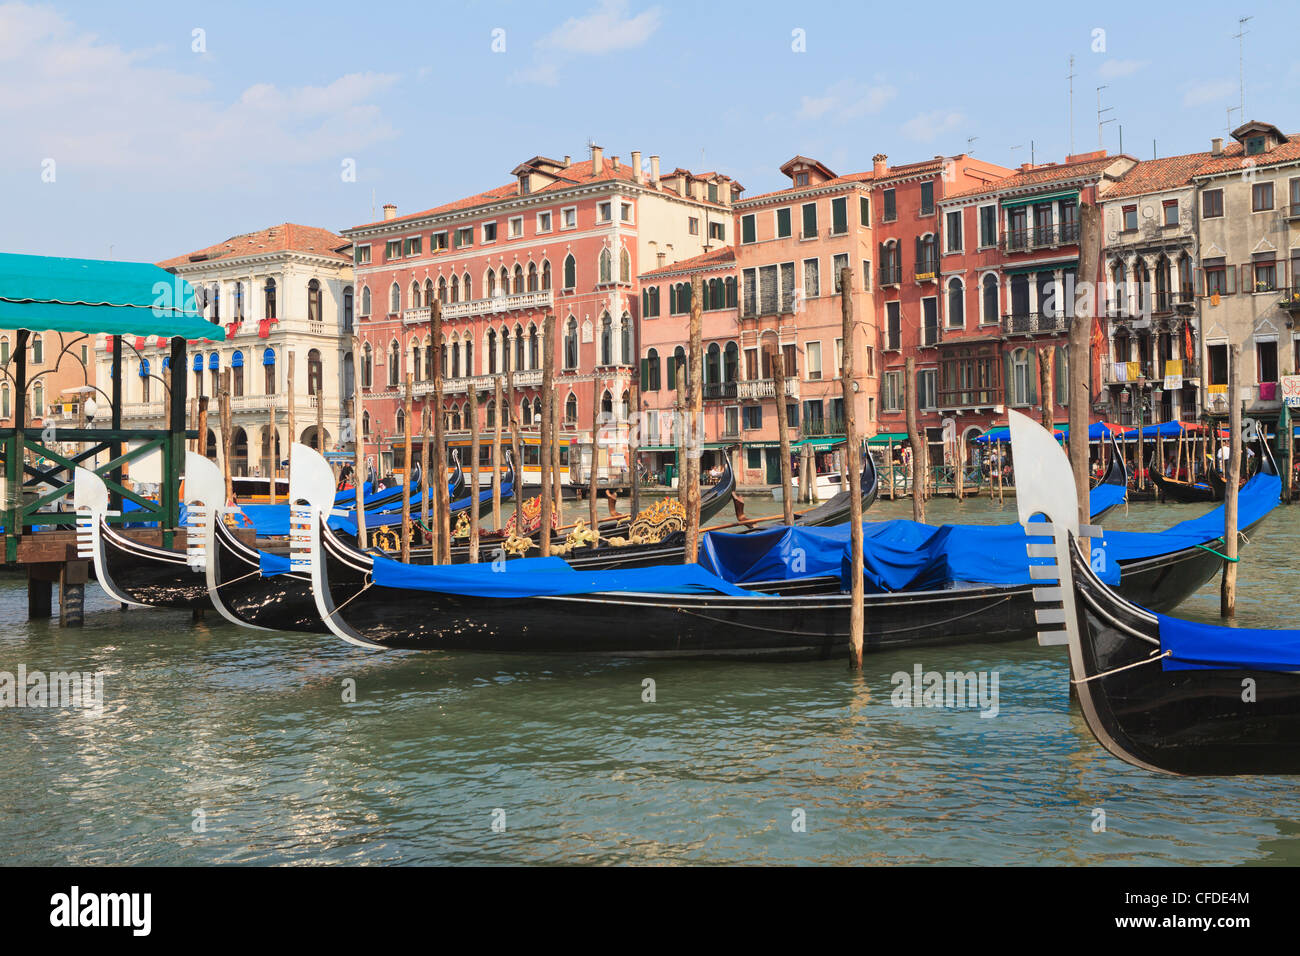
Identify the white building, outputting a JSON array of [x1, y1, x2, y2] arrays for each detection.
[[98, 223, 354, 476]]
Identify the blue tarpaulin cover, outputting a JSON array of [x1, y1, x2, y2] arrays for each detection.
[[259, 550, 292, 576], [369, 553, 755, 598], [700, 473, 1281, 592], [1158, 612, 1300, 671], [1089, 482, 1126, 517]]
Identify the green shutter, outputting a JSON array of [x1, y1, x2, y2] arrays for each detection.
[[860, 196, 870, 226], [777, 207, 791, 237], [640, 357, 650, 389], [1027, 350, 1038, 406], [742, 215, 756, 244], [1004, 353, 1014, 404], [666, 354, 676, 391], [802, 203, 817, 238], [832, 197, 847, 234]]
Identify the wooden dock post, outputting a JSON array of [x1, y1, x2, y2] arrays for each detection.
[[551, 384, 561, 517], [1221, 344, 1242, 618], [629, 370, 641, 518], [431, 299, 450, 563], [772, 349, 794, 526], [1069, 201, 1102, 541], [468, 384, 481, 563], [59, 561, 87, 627], [589, 376, 600, 535], [491, 377, 503, 531], [674, 367, 686, 505], [685, 275, 703, 563], [420, 403, 430, 529], [841, 266, 865, 670], [503, 332, 523, 532], [905, 356, 926, 523], [401, 373, 413, 562], [27, 571, 52, 620], [539, 314, 555, 557], [197, 396, 209, 460], [220, 369, 233, 506]]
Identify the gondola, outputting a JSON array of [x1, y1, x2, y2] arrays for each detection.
[[1150, 460, 1222, 503], [1087, 430, 1128, 521], [1010, 410, 1300, 776], [790, 448, 878, 527], [289, 441, 1280, 655], [74, 464, 213, 611]]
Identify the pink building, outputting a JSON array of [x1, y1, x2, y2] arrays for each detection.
[[342, 147, 740, 484]]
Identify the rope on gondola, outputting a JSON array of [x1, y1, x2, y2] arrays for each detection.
[[214, 569, 263, 590], [1070, 648, 1172, 685], [331, 574, 374, 614], [1195, 543, 1239, 562], [676, 593, 1014, 636]]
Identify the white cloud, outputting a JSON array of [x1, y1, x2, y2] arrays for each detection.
[[1182, 78, 1237, 107], [902, 109, 965, 142], [0, 3, 399, 183], [538, 0, 663, 54], [797, 79, 896, 122], [1098, 58, 1147, 79]]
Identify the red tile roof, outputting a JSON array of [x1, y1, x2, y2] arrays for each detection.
[[638, 246, 736, 279], [1192, 133, 1300, 177], [1103, 152, 1212, 198], [351, 158, 732, 231], [945, 154, 1128, 201], [740, 171, 874, 205], [157, 224, 349, 269]]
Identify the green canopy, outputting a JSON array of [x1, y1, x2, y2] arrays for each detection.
[[867, 432, 908, 445], [0, 252, 225, 340], [792, 436, 845, 449]]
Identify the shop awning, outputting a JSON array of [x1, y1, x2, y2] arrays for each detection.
[[1000, 189, 1079, 210], [0, 252, 225, 340], [792, 436, 845, 449], [867, 432, 908, 446]]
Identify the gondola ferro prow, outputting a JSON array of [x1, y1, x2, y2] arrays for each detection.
[[1007, 411, 1102, 657], [183, 451, 224, 573]]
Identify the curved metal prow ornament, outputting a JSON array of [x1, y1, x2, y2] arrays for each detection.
[[73, 465, 145, 607]]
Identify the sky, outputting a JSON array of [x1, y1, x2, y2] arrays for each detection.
[[3, 0, 1298, 263]]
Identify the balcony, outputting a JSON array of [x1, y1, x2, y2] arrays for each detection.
[[937, 388, 1002, 409], [230, 394, 322, 413], [411, 369, 544, 397], [1285, 203, 1300, 221], [800, 417, 845, 437], [879, 265, 902, 287], [1280, 288, 1300, 314], [703, 381, 739, 401], [914, 261, 939, 283], [737, 379, 799, 401], [1002, 223, 1078, 254], [1002, 312, 1070, 336], [402, 289, 555, 325]]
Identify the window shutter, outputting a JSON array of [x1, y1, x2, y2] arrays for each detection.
[[641, 358, 650, 389], [1226, 265, 1237, 294], [666, 355, 676, 391], [1027, 350, 1038, 406], [1195, 268, 1206, 297], [1004, 353, 1014, 404]]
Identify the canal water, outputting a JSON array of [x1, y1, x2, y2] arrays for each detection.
[[2, 491, 1298, 865]]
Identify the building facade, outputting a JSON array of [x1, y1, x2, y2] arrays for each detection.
[[342, 147, 740, 482], [98, 223, 354, 476]]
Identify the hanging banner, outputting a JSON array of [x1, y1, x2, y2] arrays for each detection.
[[1281, 375, 1300, 408]]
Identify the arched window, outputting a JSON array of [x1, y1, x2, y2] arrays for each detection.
[[947, 277, 964, 329], [438, 276, 448, 303], [451, 335, 461, 378], [620, 390, 630, 421], [389, 282, 401, 314], [981, 274, 999, 324], [234, 281, 244, 320], [565, 393, 578, 424], [645, 348, 661, 391], [342, 351, 353, 398], [542, 260, 552, 291], [360, 286, 371, 316], [451, 405, 461, 431], [619, 247, 631, 283], [705, 343, 721, 384], [600, 390, 613, 416], [487, 329, 498, 373], [486, 269, 496, 298], [32, 382, 43, 417], [362, 411, 371, 438], [411, 341, 422, 383], [521, 398, 532, 426], [724, 342, 739, 383], [231, 351, 245, 397], [343, 286, 354, 330], [389, 339, 400, 386], [462, 272, 472, 300], [532, 396, 542, 425], [410, 279, 421, 309], [620, 313, 631, 364], [513, 323, 525, 371], [1178, 254, 1194, 299], [211, 284, 221, 323], [1110, 261, 1127, 316], [464, 338, 473, 377], [564, 316, 578, 369], [499, 266, 509, 296], [528, 324, 538, 370], [307, 279, 322, 323], [424, 279, 434, 307], [600, 313, 612, 365], [501, 326, 511, 372], [598, 248, 613, 284], [486, 400, 496, 428], [450, 275, 460, 303], [1009, 348, 1033, 406], [424, 336, 433, 380], [396, 408, 406, 435], [263, 347, 276, 394], [563, 254, 576, 289], [440, 337, 448, 377], [362, 343, 372, 389], [513, 265, 524, 294], [527, 262, 538, 292]]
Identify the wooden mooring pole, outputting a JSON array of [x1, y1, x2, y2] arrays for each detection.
[[1221, 344, 1242, 618], [685, 275, 703, 563], [491, 377, 503, 531], [220, 369, 233, 506], [772, 348, 794, 526], [905, 356, 926, 523], [468, 384, 481, 563], [352, 332, 368, 550], [841, 266, 864, 670], [431, 300, 450, 563], [539, 313, 555, 558], [401, 373, 413, 563], [589, 376, 600, 534]]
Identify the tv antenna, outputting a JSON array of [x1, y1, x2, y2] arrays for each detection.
[[1233, 16, 1252, 120], [1097, 86, 1114, 149]]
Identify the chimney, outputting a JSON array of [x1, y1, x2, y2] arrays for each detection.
[[564, 155, 571, 165], [650, 155, 661, 185], [382, 203, 397, 221], [611, 155, 620, 171], [872, 153, 888, 176], [1211, 137, 1224, 156], [591, 144, 603, 174], [631, 150, 643, 184]]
